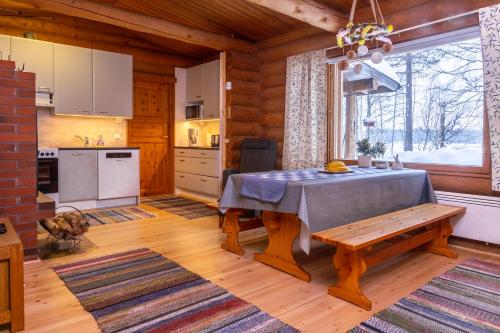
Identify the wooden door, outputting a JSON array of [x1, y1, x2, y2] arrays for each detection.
[[128, 73, 175, 196]]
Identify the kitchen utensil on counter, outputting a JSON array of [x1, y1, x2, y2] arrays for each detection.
[[211, 134, 220, 147], [188, 128, 199, 147]]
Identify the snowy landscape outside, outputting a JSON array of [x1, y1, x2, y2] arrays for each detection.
[[341, 37, 484, 166]]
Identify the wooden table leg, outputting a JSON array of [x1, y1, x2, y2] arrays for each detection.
[[254, 211, 311, 282], [221, 209, 245, 255], [424, 218, 457, 259], [9, 243, 24, 332], [329, 245, 372, 310]]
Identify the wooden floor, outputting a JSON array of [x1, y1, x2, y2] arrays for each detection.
[[4, 205, 500, 333]]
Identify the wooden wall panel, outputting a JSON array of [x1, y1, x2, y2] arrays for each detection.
[[225, 50, 262, 169], [0, 17, 199, 70]]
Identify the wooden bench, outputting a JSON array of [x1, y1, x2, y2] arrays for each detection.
[[312, 203, 465, 310]]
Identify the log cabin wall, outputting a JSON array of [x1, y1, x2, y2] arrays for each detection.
[[0, 16, 200, 75], [225, 50, 262, 169]]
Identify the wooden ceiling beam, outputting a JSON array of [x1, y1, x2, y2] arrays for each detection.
[[245, 0, 348, 33], [0, 24, 199, 67], [12, 0, 257, 53], [0, 16, 166, 53]]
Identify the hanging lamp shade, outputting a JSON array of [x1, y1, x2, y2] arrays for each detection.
[[336, 0, 393, 53]]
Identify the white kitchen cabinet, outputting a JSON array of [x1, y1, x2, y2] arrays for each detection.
[[175, 172, 219, 196], [54, 44, 93, 116], [202, 60, 220, 119], [0, 35, 10, 61], [186, 64, 203, 102], [93, 50, 133, 118], [185, 60, 220, 118], [98, 150, 139, 199], [174, 147, 220, 197], [11, 37, 54, 93], [59, 150, 98, 203]]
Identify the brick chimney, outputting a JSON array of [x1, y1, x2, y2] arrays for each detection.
[[0, 60, 38, 260]]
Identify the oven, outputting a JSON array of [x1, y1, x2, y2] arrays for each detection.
[[37, 148, 58, 194]]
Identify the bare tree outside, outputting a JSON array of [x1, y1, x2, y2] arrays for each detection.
[[341, 37, 484, 166]]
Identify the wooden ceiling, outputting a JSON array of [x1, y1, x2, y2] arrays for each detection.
[[0, 0, 491, 64], [92, 0, 313, 42]]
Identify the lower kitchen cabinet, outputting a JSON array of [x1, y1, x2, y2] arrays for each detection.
[[174, 147, 220, 197], [175, 172, 219, 196], [59, 150, 98, 202]]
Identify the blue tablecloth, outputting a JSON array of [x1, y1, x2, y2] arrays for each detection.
[[220, 167, 436, 254]]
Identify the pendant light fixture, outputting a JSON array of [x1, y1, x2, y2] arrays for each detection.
[[337, 0, 393, 68]]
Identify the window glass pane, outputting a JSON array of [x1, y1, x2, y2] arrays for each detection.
[[339, 37, 484, 166]]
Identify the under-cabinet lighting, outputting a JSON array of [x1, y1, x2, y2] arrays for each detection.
[[185, 118, 220, 123]]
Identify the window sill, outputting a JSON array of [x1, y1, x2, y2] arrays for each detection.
[[338, 159, 490, 178]]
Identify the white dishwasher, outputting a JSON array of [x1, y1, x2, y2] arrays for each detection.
[[98, 149, 140, 200]]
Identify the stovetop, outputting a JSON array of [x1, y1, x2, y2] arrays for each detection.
[[37, 148, 58, 159]]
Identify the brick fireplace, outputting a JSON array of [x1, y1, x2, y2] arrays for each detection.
[[0, 60, 38, 260]]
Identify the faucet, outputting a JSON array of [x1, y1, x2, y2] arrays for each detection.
[[75, 135, 90, 147]]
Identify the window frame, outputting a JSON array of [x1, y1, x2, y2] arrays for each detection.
[[327, 28, 491, 177]]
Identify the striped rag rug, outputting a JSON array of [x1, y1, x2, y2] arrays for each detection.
[[350, 258, 500, 333], [54, 248, 298, 333], [84, 207, 156, 226], [141, 195, 218, 220]]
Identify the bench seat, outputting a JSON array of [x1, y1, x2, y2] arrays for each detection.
[[312, 203, 465, 310]]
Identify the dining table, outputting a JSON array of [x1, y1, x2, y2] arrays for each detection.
[[219, 166, 436, 281]]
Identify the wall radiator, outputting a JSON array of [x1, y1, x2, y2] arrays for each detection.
[[435, 191, 500, 245]]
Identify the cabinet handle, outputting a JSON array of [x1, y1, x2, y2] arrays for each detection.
[[200, 179, 207, 183], [179, 175, 185, 178], [201, 161, 207, 165], [200, 152, 207, 156], [72, 153, 82, 157], [179, 159, 185, 162], [78, 111, 90, 114], [98, 111, 108, 114], [38, 87, 51, 92], [179, 151, 185, 154]]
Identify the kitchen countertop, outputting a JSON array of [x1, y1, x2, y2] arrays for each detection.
[[174, 146, 220, 150], [58, 147, 140, 150]]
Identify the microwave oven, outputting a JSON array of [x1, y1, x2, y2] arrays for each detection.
[[186, 104, 203, 119]]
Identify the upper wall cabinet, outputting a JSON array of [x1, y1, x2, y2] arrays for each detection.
[[186, 60, 220, 119], [93, 50, 133, 118], [0, 35, 10, 61], [186, 64, 203, 103], [202, 60, 220, 119], [11, 37, 54, 93], [54, 44, 93, 116]]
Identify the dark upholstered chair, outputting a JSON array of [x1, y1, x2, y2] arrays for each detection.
[[219, 138, 277, 227]]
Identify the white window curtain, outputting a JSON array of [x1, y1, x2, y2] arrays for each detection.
[[479, 4, 500, 191], [283, 49, 327, 170]]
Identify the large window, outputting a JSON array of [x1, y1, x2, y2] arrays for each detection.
[[334, 34, 485, 167]]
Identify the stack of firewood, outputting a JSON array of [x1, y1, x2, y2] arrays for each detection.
[[39, 212, 90, 241]]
